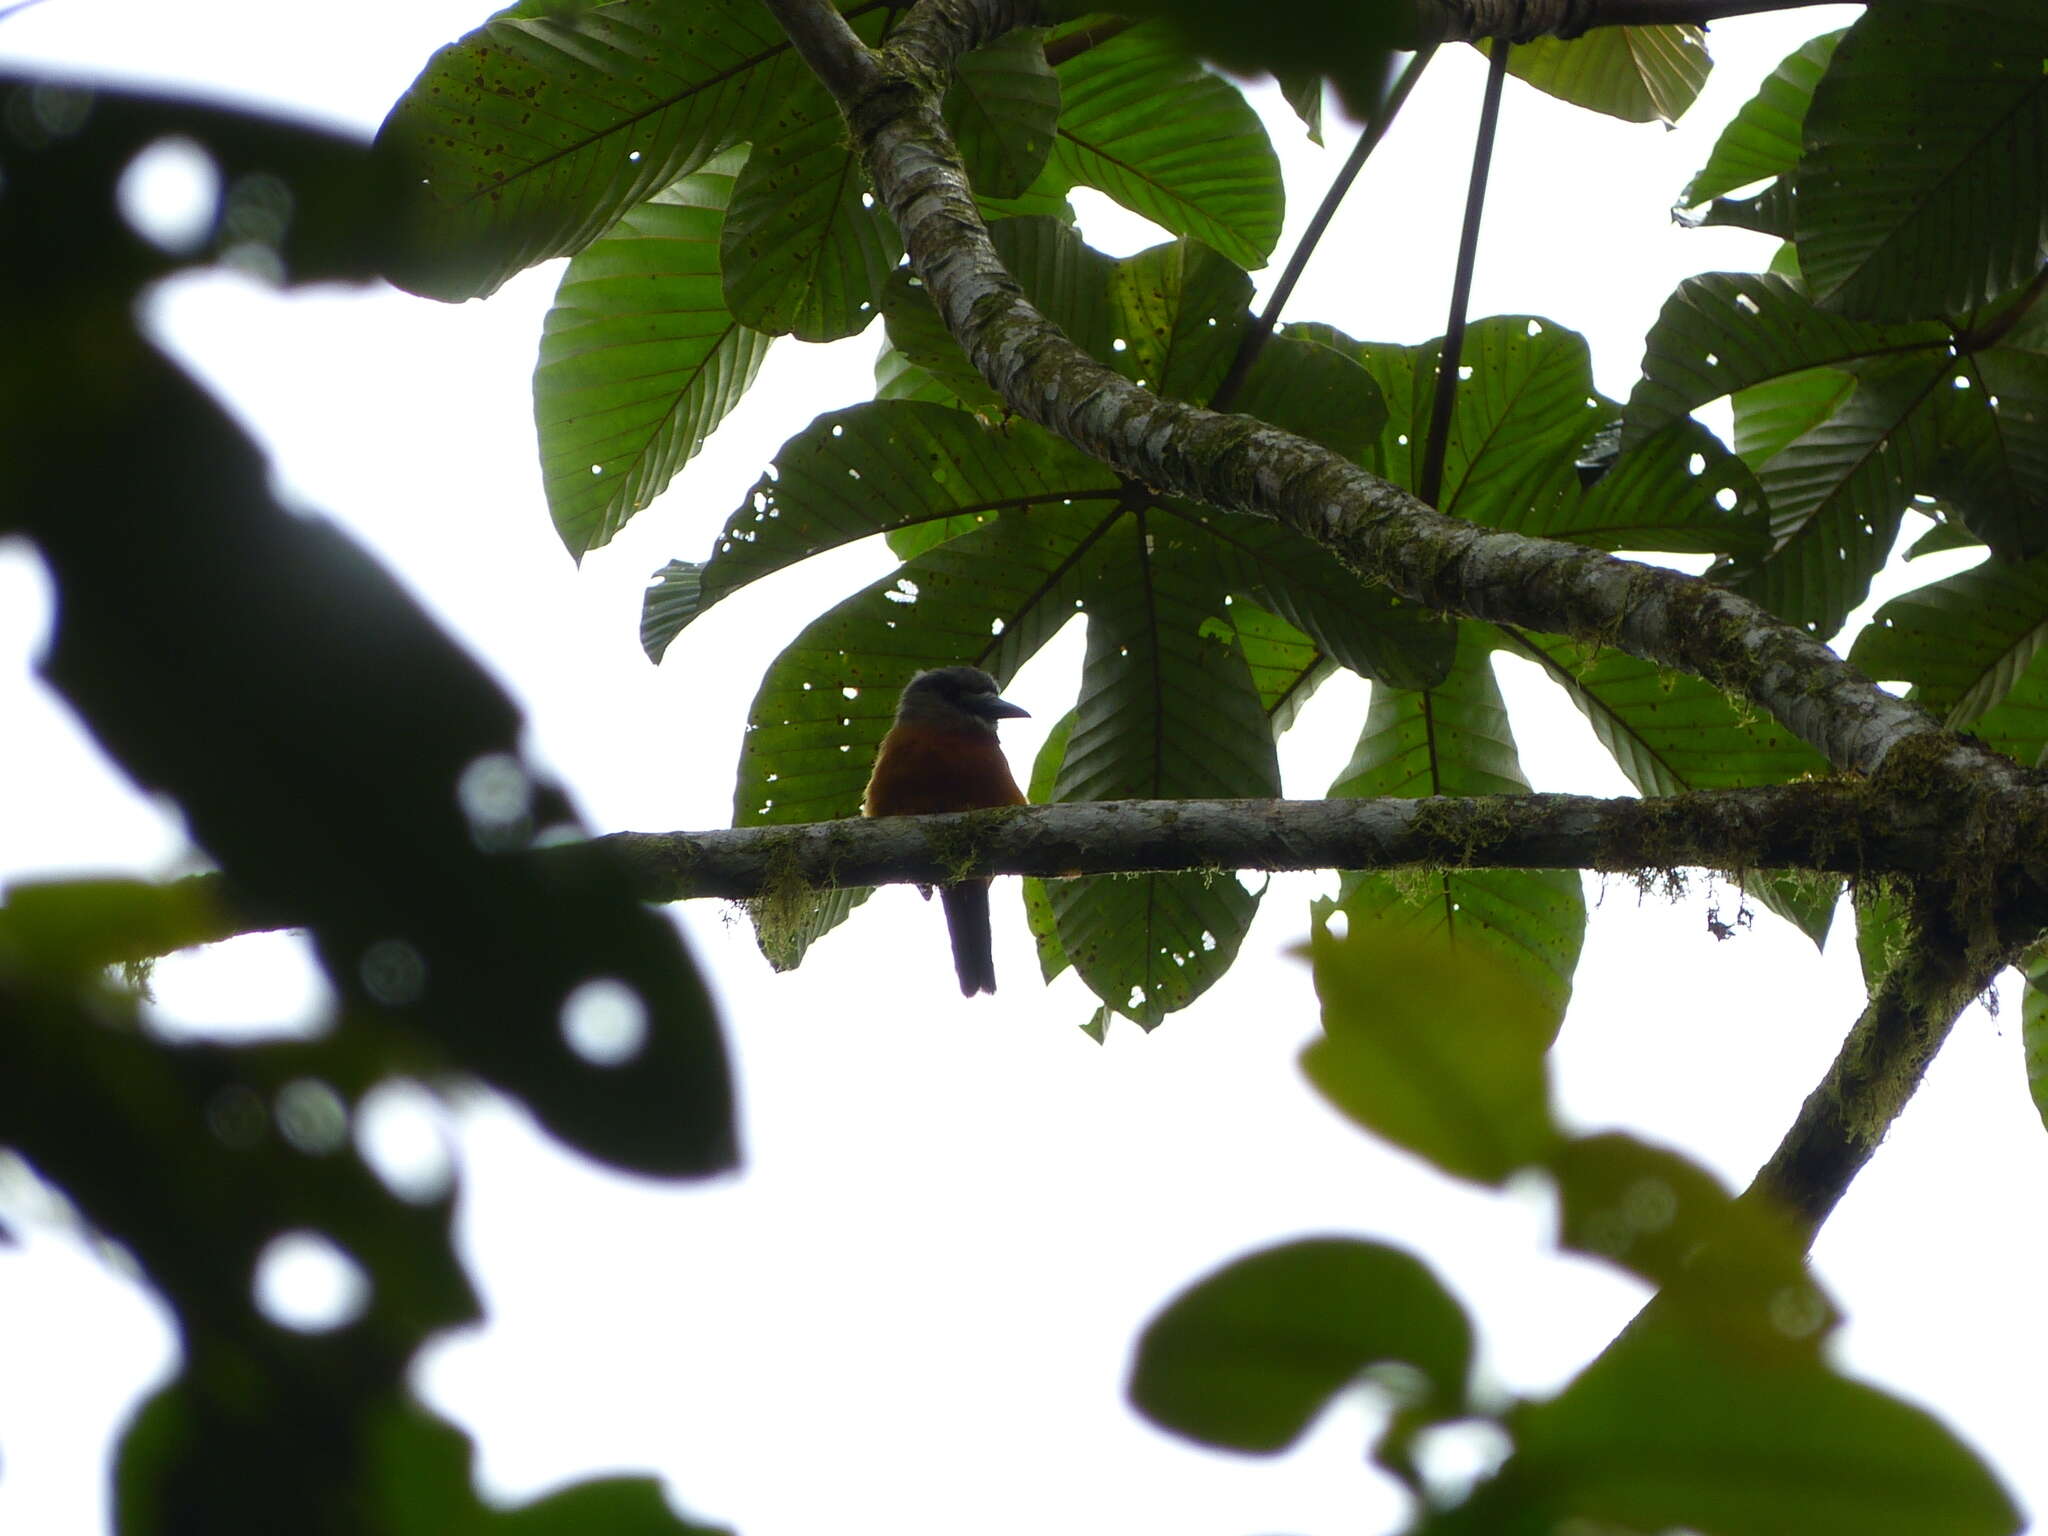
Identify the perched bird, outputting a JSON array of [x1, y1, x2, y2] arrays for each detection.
[[862, 665, 1029, 996]]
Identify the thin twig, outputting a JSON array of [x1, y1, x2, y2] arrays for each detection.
[[1211, 47, 1437, 412], [1417, 40, 1509, 510]]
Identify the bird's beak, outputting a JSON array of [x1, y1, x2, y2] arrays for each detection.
[[987, 696, 1030, 720]]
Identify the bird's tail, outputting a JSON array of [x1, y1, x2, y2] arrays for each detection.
[[940, 880, 997, 996]]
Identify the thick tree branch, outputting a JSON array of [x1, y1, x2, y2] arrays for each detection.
[[1420, 0, 1839, 41], [1747, 883, 2027, 1244], [119, 778, 2048, 953]]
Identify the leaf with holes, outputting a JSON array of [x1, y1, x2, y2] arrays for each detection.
[[640, 401, 1118, 658], [1321, 630, 1586, 1031], [1043, 20, 1283, 269], [1482, 25, 1711, 126], [377, 0, 807, 300], [946, 28, 1060, 200], [720, 112, 901, 341], [1623, 274, 1949, 449], [536, 149, 773, 560], [1047, 526, 1279, 1027], [1565, 415, 1767, 557], [1731, 354, 1949, 636], [1105, 238, 1250, 400], [1849, 553, 2048, 728], [1796, 0, 2048, 320], [1929, 340, 2048, 558], [1680, 31, 1842, 207]]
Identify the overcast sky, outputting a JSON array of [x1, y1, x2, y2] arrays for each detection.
[[5, 4, 2044, 1535]]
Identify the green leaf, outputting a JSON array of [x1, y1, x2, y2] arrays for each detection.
[[1105, 237, 1251, 399], [0, 876, 233, 974], [1680, 30, 1843, 206], [642, 401, 1119, 657], [1732, 354, 1950, 635], [720, 113, 900, 341], [1299, 917, 1561, 1185], [1482, 25, 1711, 126], [1128, 1237, 1472, 1454], [1505, 1320, 2022, 1536], [1204, 601, 1335, 730], [1848, 552, 2048, 726], [1932, 342, 2048, 558], [1550, 1132, 1835, 1356], [1242, 329, 1388, 461], [1044, 20, 1284, 269], [1046, 527, 1279, 1026], [1622, 273, 1949, 448], [947, 28, 1061, 200], [1565, 415, 1767, 557], [2023, 942, 2048, 1134], [376, 0, 805, 300], [1321, 631, 1587, 1031], [1732, 365, 1857, 468], [877, 268, 1007, 412], [536, 150, 773, 559], [1021, 712, 1077, 984], [1796, 0, 2048, 320]]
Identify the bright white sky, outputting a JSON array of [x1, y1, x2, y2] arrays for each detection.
[[5, 4, 2045, 1534]]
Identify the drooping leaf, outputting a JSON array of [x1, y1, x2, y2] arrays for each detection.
[[1848, 552, 2048, 727], [1128, 1236, 1472, 1454], [1299, 918, 1562, 1185], [946, 28, 1061, 200], [1080, 0, 1402, 120], [1321, 631, 1588, 1030], [1679, 30, 1843, 206], [1482, 25, 1711, 126], [376, 0, 807, 300], [1043, 19, 1285, 269], [720, 113, 901, 341], [1796, 0, 2048, 320], [536, 149, 773, 559], [1046, 526, 1280, 1026], [1021, 712, 1078, 984]]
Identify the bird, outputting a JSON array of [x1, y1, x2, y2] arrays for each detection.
[[862, 665, 1029, 996]]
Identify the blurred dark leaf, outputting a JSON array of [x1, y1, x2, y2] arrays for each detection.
[[1128, 1236, 1471, 1454]]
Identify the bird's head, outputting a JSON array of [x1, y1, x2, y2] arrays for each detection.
[[893, 666, 1030, 732]]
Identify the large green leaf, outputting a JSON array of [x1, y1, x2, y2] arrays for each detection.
[[376, 0, 808, 300], [1043, 20, 1284, 269], [1796, 0, 2048, 320], [2023, 943, 2048, 1134], [1848, 552, 2048, 727], [1483, 25, 1711, 126], [641, 401, 1119, 657], [536, 149, 773, 559], [1321, 631, 1587, 1030], [1496, 625, 1832, 940], [1300, 921, 1562, 1185], [946, 28, 1061, 200], [1047, 526, 1280, 1026], [1679, 30, 1842, 207], [1128, 1237, 1472, 1454], [1500, 1321, 2022, 1536], [1731, 365, 1856, 468], [1623, 273, 1950, 448], [1105, 238, 1251, 399], [720, 111, 901, 341], [1733, 355, 1949, 635], [1932, 339, 2048, 557], [1566, 414, 1767, 556]]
